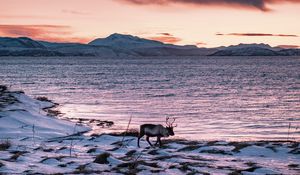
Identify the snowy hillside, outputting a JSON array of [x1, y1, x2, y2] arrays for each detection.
[[211, 47, 279, 56], [0, 37, 45, 49], [218, 43, 277, 51], [0, 88, 89, 139], [210, 43, 300, 56]]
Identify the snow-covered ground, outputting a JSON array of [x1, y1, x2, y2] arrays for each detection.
[[0, 88, 299, 174], [0, 90, 89, 139]]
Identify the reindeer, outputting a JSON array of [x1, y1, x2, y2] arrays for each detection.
[[137, 117, 177, 147]]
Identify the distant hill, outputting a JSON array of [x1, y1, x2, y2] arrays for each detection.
[[277, 49, 300, 56], [89, 33, 215, 56], [0, 35, 299, 57], [89, 33, 164, 49], [211, 43, 300, 56], [0, 37, 45, 49], [217, 43, 276, 50], [211, 44, 278, 56]]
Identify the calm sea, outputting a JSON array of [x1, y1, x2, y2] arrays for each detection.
[[1, 56, 299, 141]]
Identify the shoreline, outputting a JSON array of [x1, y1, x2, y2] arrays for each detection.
[[0, 87, 299, 174], [1, 56, 299, 142]]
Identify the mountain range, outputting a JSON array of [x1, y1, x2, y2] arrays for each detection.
[[0, 33, 299, 57]]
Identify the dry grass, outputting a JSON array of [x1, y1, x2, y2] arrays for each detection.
[[36, 96, 52, 102], [0, 140, 11, 151], [288, 164, 299, 168], [0, 85, 8, 92], [125, 150, 137, 157], [10, 151, 28, 161], [94, 152, 110, 164], [109, 129, 139, 137], [86, 148, 97, 153], [40, 156, 67, 163], [46, 109, 63, 117], [200, 149, 233, 155]]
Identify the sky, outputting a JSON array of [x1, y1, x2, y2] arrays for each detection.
[[0, 0, 300, 48]]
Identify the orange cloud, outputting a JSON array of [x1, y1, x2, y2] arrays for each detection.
[[117, 0, 300, 11], [196, 42, 207, 46], [217, 33, 298, 37], [277, 45, 300, 49], [159, 32, 172, 36], [148, 33, 181, 44], [0, 25, 91, 43]]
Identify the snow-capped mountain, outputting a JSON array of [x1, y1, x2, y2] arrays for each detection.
[[89, 33, 164, 49], [218, 43, 275, 50], [89, 33, 216, 56], [211, 43, 300, 56], [212, 47, 278, 56], [0, 35, 299, 56]]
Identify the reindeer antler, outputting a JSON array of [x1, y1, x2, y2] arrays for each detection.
[[166, 116, 177, 127], [170, 117, 177, 127], [166, 116, 171, 126]]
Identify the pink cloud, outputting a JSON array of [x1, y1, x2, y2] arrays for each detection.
[[159, 32, 172, 36], [217, 32, 298, 37], [147, 33, 181, 44], [277, 44, 300, 49], [117, 0, 300, 11], [0, 25, 91, 43], [196, 42, 207, 46]]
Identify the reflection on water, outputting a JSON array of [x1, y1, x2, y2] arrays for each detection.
[[0, 56, 299, 141]]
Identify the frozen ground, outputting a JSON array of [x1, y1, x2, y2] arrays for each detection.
[[0, 88, 299, 174]]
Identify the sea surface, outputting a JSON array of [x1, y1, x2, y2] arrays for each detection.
[[1, 56, 299, 141]]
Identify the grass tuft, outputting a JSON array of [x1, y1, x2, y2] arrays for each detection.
[[76, 164, 87, 172], [288, 164, 299, 168], [228, 142, 251, 152], [87, 148, 97, 153], [94, 152, 110, 164], [125, 150, 137, 157], [0, 140, 11, 151], [36, 96, 52, 102], [10, 151, 27, 161], [200, 149, 233, 155], [0, 85, 8, 92], [46, 109, 63, 117]]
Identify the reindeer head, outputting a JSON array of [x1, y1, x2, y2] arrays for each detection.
[[166, 117, 177, 136]]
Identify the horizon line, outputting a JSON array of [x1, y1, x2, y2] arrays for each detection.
[[0, 34, 299, 49]]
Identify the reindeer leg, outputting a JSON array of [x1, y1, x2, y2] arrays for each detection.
[[154, 136, 160, 146], [137, 133, 144, 148], [158, 137, 162, 147], [146, 136, 153, 147]]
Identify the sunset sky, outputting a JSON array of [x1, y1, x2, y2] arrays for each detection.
[[0, 0, 300, 48]]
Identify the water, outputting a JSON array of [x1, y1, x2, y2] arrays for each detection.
[[1, 56, 300, 141]]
